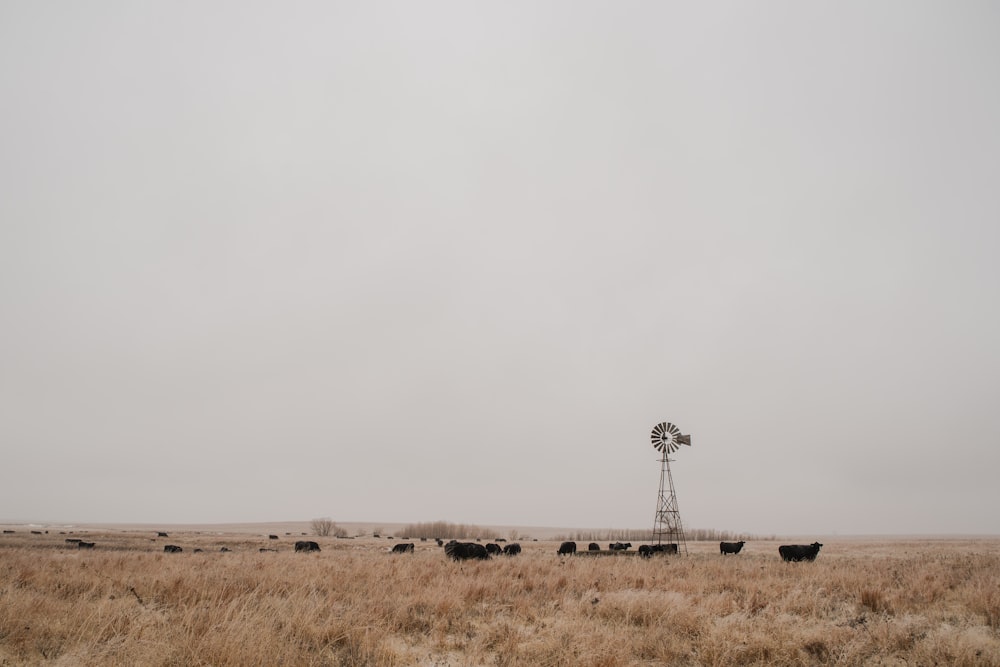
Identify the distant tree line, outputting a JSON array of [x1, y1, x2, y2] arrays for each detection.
[[557, 528, 771, 542], [399, 521, 516, 540]]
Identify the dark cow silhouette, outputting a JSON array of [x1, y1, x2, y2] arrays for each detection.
[[295, 540, 321, 552], [557, 541, 577, 555], [163, 544, 183, 553], [157, 532, 169, 537], [444, 540, 489, 560], [609, 542, 632, 551], [485, 543, 502, 556], [588, 543, 601, 551], [77, 541, 95, 549], [720, 541, 746, 555], [391, 543, 415, 554], [779, 542, 823, 562], [502, 543, 521, 556], [639, 543, 678, 557]]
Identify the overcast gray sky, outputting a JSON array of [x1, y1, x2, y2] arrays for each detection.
[[2, 1, 998, 536]]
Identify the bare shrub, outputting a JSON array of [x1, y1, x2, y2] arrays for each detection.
[[310, 518, 347, 538]]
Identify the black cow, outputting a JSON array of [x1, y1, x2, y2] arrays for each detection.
[[444, 540, 490, 560], [77, 541, 95, 549], [588, 543, 601, 551], [163, 544, 183, 553], [502, 543, 521, 555], [391, 543, 415, 554], [485, 543, 502, 556], [295, 540, 321, 552], [779, 542, 823, 562], [639, 543, 678, 557], [720, 541, 745, 555], [609, 542, 632, 551], [557, 541, 577, 556]]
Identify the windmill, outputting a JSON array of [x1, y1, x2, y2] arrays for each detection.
[[650, 422, 691, 555]]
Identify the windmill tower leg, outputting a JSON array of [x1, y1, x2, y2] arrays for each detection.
[[652, 454, 688, 555]]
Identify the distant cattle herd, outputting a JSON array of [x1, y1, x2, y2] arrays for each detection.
[[3, 530, 825, 562]]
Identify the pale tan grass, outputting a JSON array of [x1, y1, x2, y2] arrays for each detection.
[[1, 533, 999, 665]]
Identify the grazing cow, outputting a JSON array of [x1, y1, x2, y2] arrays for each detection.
[[720, 541, 746, 555], [639, 544, 678, 557], [444, 540, 489, 560], [502, 543, 522, 556], [391, 543, 415, 554], [157, 532, 169, 537], [557, 541, 577, 556], [485, 543, 502, 556], [609, 542, 632, 551], [779, 542, 823, 562], [588, 543, 601, 551], [163, 544, 183, 553], [77, 541, 95, 549], [295, 540, 321, 552]]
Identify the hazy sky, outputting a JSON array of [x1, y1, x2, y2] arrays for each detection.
[[2, 2, 998, 536]]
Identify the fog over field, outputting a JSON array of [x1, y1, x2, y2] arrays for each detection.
[[1, 2, 998, 536]]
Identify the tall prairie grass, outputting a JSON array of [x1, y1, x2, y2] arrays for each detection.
[[1, 532, 998, 665]]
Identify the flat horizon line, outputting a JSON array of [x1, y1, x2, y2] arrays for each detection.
[[1, 518, 997, 540]]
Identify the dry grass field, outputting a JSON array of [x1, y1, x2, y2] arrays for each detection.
[[1, 527, 998, 666]]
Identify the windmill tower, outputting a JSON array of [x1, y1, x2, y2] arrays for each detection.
[[650, 422, 692, 554]]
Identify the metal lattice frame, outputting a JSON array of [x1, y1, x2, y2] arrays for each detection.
[[652, 452, 687, 555], [650, 422, 691, 555]]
